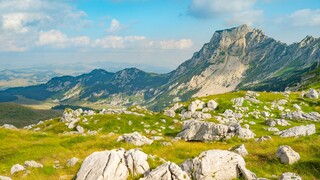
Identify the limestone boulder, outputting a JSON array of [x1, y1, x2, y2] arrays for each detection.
[[141, 162, 190, 180], [176, 120, 229, 141], [276, 146, 300, 164], [76, 148, 149, 180], [277, 124, 316, 137], [117, 132, 153, 146]]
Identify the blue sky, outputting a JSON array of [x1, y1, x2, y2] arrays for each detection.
[[0, 0, 320, 72]]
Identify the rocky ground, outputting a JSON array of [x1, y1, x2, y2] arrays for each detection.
[[0, 89, 319, 180]]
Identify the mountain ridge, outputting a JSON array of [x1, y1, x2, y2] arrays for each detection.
[[0, 24, 319, 110]]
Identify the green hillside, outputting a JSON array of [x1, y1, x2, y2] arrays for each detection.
[[0, 103, 62, 127]]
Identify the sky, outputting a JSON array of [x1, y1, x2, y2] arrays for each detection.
[[0, 0, 320, 72]]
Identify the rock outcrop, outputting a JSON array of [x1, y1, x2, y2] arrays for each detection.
[[181, 150, 256, 180], [76, 148, 149, 180], [176, 120, 229, 141], [276, 146, 300, 164], [141, 162, 190, 180], [277, 124, 316, 137], [117, 132, 153, 146], [305, 89, 319, 99]]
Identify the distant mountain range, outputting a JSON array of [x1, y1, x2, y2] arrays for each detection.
[[0, 25, 319, 110]]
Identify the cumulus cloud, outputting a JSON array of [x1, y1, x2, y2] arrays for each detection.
[[0, 0, 90, 52], [225, 10, 264, 26], [286, 9, 320, 27], [188, 0, 256, 18], [106, 19, 124, 33], [159, 39, 193, 50]]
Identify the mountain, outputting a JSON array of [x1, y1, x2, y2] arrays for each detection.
[[0, 25, 319, 110]]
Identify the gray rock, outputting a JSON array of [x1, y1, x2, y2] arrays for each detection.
[[266, 119, 289, 127], [305, 89, 319, 99], [164, 109, 176, 118], [230, 144, 248, 157], [276, 146, 300, 164], [11, 164, 25, 175], [117, 132, 153, 146], [261, 111, 270, 117], [24, 160, 43, 168], [67, 157, 79, 167], [207, 100, 218, 110], [279, 172, 302, 180], [267, 127, 279, 132], [188, 100, 205, 113], [0, 176, 12, 180], [292, 104, 301, 111], [277, 124, 316, 137], [177, 120, 229, 141], [191, 150, 256, 180], [141, 162, 190, 180], [256, 136, 272, 142], [180, 159, 193, 177], [236, 127, 255, 139], [76, 148, 149, 180]]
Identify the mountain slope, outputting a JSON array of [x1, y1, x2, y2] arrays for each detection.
[[0, 25, 319, 110]]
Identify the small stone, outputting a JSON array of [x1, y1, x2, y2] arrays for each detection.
[[24, 160, 43, 168], [67, 157, 79, 167], [276, 146, 300, 164], [279, 172, 302, 180], [11, 164, 25, 175]]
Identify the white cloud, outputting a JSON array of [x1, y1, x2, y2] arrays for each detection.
[[286, 9, 320, 27], [0, 0, 90, 52], [225, 10, 264, 26], [159, 39, 193, 50], [188, 0, 256, 18], [106, 19, 124, 33]]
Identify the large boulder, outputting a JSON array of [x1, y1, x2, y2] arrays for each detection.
[[279, 172, 302, 180], [10, 164, 25, 175], [177, 120, 229, 141], [276, 146, 300, 164], [76, 148, 149, 180], [305, 89, 319, 99], [141, 162, 190, 180], [117, 132, 153, 146], [183, 150, 256, 180], [277, 124, 316, 137]]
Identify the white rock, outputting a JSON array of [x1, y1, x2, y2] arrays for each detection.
[[0, 176, 11, 180], [177, 120, 229, 141], [191, 150, 256, 180], [207, 100, 218, 110], [141, 162, 190, 180], [24, 160, 43, 168], [231, 97, 245, 106], [76, 148, 149, 180], [276, 146, 300, 164], [231, 144, 248, 157], [292, 104, 301, 111], [279, 172, 302, 180], [117, 132, 153, 146], [11, 164, 25, 175], [236, 127, 255, 139], [277, 124, 316, 137], [76, 125, 85, 134], [163, 109, 176, 118], [305, 89, 319, 99], [261, 111, 270, 117], [67, 157, 79, 167], [2, 124, 17, 130]]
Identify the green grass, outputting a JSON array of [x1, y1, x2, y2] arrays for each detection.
[[0, 90, 319, 179], [0, 103, 62, 128]]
